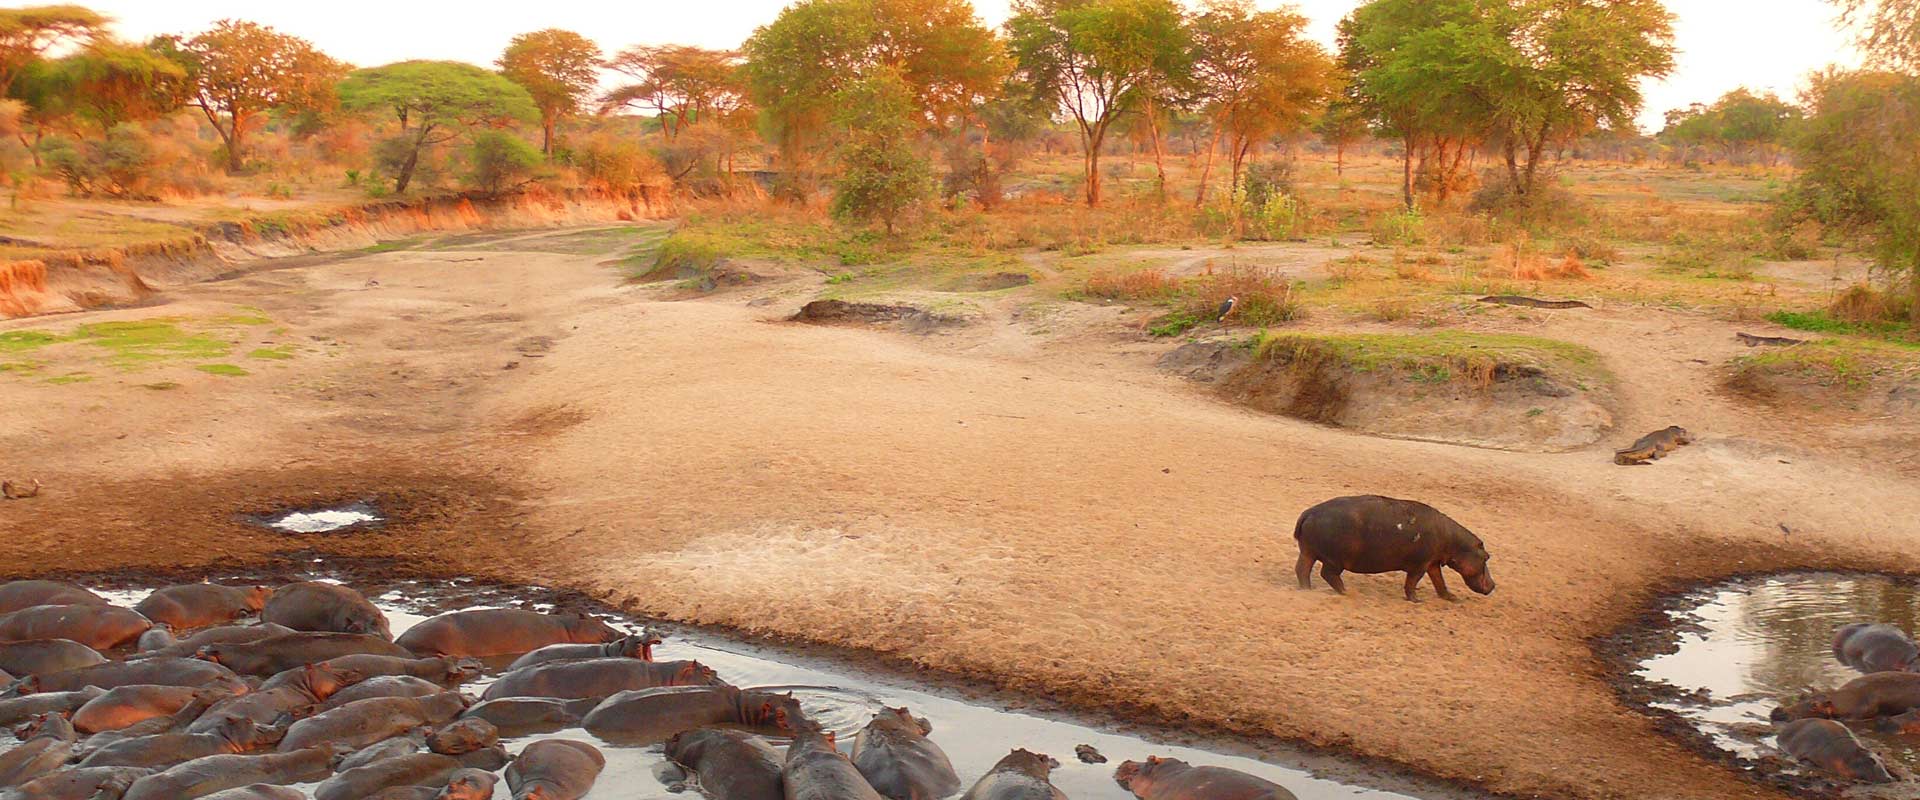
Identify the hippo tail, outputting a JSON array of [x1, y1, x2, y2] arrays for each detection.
[[1291, 515, 1304, 542]]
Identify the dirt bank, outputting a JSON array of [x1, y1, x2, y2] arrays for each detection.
[[3, 227, 1917, 800]]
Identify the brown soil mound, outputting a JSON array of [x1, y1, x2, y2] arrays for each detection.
[[792, 300, 966, 334]]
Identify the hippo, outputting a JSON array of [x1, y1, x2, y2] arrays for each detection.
[[198, 787, 305, 800], [396, 609, 623, 658], [0, 713, 77, 787], [460, 696, 600, 735], [120, 746, 345, 800], [0, 581, 108, 615], [314, 752, 464, 800], [0, 686, 104, 726], [852, 707, 960, 800], [22, 657, 244, 695], [136, 626, 176, 653], [337, 736, 425, 772], [79, 714, 285, 769], [134, 624, 296, 660], [425, 718, 498, 755], [1777, 718, 1895, 783], [505, 739, 605, 800], [483, 658, 720, 702], [438, 768, 499, 800], [322, 675, 448, 709], [72, 685, 241, 734], [0, 605, 153, 650], [1832, 623, 1920, 674], [314, 655, 481, 687], [1114, 757, 1298, 800], [75, 691, 227, 759], [785, 726, 884, 800], [278, 693, 470, 752], [960, 750, 1067, 800], [582, 685, 803, 744], [0, 765, 153, 800], [1773, 672, 1920, 721], [134, 585, 272, 631], [1876, 708, 1920, 734], [189, 662, 363, 733], [0, 639, 107, 676], [666, 728, 784, 800], [1293, 495, 1495, 602], [506, 630, 662, 671], [195, 632, 411, 676], [262, 583, 390, 639]]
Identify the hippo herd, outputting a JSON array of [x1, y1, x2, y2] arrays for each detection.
[[0, 577, 1311, 800], [1763, 621, 1920, 783]]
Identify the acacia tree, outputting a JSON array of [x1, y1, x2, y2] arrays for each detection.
[[603, 45, 746, 141], [1659, 88, 1801, 165], [1836, 0, 1920, 70], [1005, 0, 1190, 206], [1316, 99, 1371, 179], [337, 60, 538, 193], [0, 5, 105, 94], [176, 20, 343, 173], [497, 29, 601, 156], [1189, 0, 1333, 206], [56, 39, 190, 133]]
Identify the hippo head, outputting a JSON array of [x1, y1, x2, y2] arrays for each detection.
[[999, 749, 1060, 777], [1771, 694, 1836, 722], [306, 664, 367, 699], [678, 661, 723, 686], [1874, 710, 1920, 735], [437, 657, 486, 685], [878, 706, 932, 736], [427, 718, 499, 755], [441, 768, 499, 800], [1842, 747, 1898, 784], [564, 614, 625, 644], [1114, 756, 1188, 794], [744, 691, 806, 735], [242, 586, 273, 613], [4, 675, 38, 696], [218, 715, 285, 748], [615, 629, 665, 660], [345, 610, 392, 640], [16, 712, 72, 742], [1449, 536, 1495, 595]]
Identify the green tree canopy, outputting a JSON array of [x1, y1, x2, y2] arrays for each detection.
[[1836, 0, 1920, 71], [1658, 88, 1802, 165], [497, 29, 602, 155], [175, 19, 346, 173], [0, 4, 106, 94], [1005, 0, 1191, 206], [338, 60, 538, 193], [1190, 0, 1334, 204], [603, 45, 747, 141], [830, 68, 933, 235]]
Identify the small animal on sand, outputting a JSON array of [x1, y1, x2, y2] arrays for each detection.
[[2, 479, 42, 499], [1613, 426, 1692, 465]]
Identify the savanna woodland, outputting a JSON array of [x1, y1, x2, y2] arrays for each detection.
[[3, 1, 1920, 800]]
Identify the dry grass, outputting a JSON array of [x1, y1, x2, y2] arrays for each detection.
[[1085, 268, 1181, 302], [1483, 235, 1591, 281]]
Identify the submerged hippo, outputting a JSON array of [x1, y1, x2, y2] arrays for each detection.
[[0, 686, 104, 726], [1114, 757, 1298, 800], [321, 675, 447, 709], [314, 753, 465, 800], [278, 694, 469, 752], [785, 726, 883, 800], [196, 632, 411, 676], [134, 585, 272, 631], [960, 750, 1067, 800], [0, 581, 108, 615], [79, 715, 284, 769], [1833, 623, 1920, 674], [1773, 672, 1920, 721], [189, 663, 363, 733], [1777, 718, 1895, 783], [0, 605, 152, 651], [71, 685, 239, 734], [2, 765, 153, 800], [852, 707, 960, 800], [506, 739, 605, 800], [315, 655, 481, 686], [121, 746, 345, 800], [481, 658, 720, 701], [262, 583, 390, 639], [134, 624, 296, 660], [22, 657, 243, 695], [460, 696, 601, 735], [0, 639, 107, 676], [582, 686, 802, 744], [506, 631, 661, 671], [1293, 495, 1495, 602], [666, 728, 784, 800], [0, 713, 78, 787], [396, 609, 623, 658]]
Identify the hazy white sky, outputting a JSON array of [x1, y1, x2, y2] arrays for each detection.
[[81, 0, 1863, 132]]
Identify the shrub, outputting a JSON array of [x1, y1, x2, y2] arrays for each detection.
[[1085, 268, 1180, 301], [371, 135, 443, 193], [570, 136, 664, 193], [38, 125, 158, 199], [466, 131, 542, 195]]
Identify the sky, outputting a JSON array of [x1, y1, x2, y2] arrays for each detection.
[[79, 0, 1865, 132]]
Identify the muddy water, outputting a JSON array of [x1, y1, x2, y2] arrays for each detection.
[[1635, 572, 1920, 778], [62, 570, 1448, 800]]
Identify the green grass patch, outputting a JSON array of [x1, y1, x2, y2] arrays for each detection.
[[44, 372, 91, 384], [71, 320, 231, 368], [1251, 330, 1609, 386], [0, 361, 43, 374], [0, 331, 61, 353], [1730, 337, 1919, 390], [247, 346, 295, 360], [194, 363, 249, 377], [360, 236, 425, 254], [1765, 310, 1917, 343]]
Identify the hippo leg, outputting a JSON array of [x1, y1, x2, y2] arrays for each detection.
[[1319, 564, 1346, 595], [1402, 571, 1425, 602], [1427, 566, 1457, 602], [1294, 551, 1315, 590]]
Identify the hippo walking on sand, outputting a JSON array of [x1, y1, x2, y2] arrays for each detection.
[[666, 728, 785, 800], [852, 707, 960, 800], [397, 609, 623, 658], [1777, 719, 1895, 783], [1114, 758, 1298, 800], [1832, 623, 1920, 674], [505, 739, 605, 800], [960, 750, 1067, 800], [1293, 495, 1495, 602]]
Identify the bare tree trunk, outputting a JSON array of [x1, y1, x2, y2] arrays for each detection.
[[1193, 126, 1224, 208], [542, 112, 556, 156], [1144, 96, 1167, 202], [1401, 133, 1415, 210], [1911, 244, 1920, 327], [1335, 142, 1345, 178]]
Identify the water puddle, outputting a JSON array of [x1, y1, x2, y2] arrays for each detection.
[[256, 503, 382, 533], [1627, 572, 1920, 786], [23, 564, 1461, 800]]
